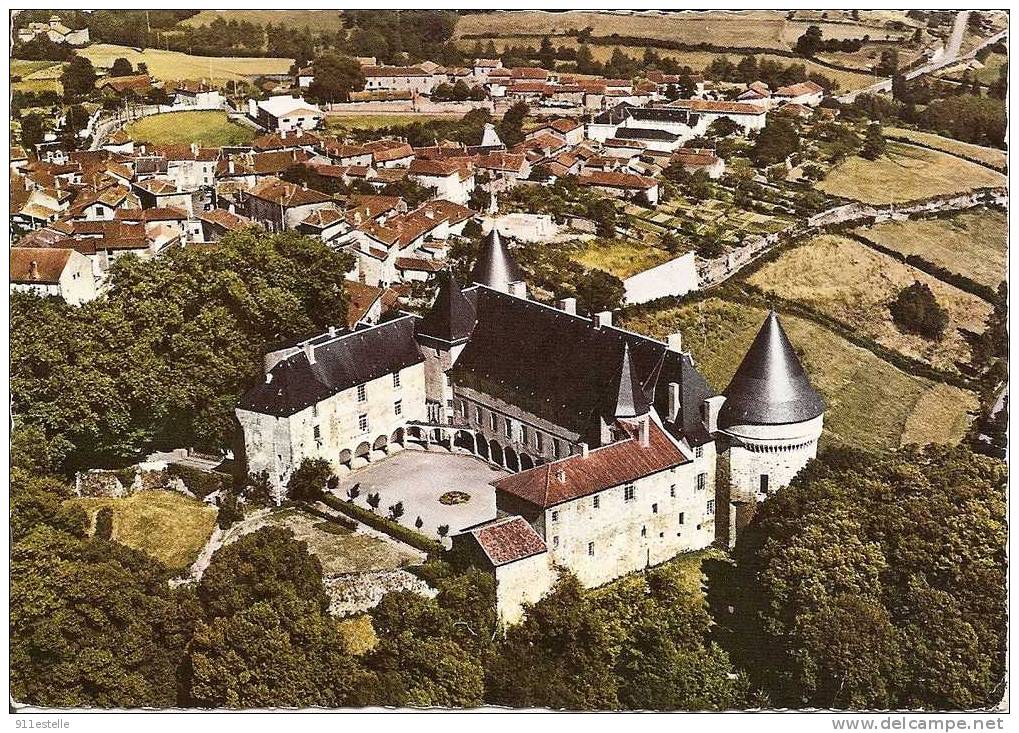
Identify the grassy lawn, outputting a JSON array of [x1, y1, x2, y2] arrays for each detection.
[[883, 126, 1007, 171], [746, 235, 992, 375], [68, 490, 218, 571], [11, 59, 60, 78], [572, 238, 677, 278], [856, 208, 1007, 290], [325, 114, 455, 132], [817, 142, 1006, 204], [183, 9, 346, 31], [78, 43, 293, 82], [126, 111, 256, 146], [265, 509, 420, 575], [621, 297, 978, 450]]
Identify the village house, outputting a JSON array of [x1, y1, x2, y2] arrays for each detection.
[[475, 151, 531, 191], [170, 80, 225, 110], [197, 207, 254, 243], [773, 80, 825, 107], [17, 14, 89, 45], [362, 66, 439, 96], [242, 176, 335, 232], [10, 247, 98, 305], [248, 95, 324, 132], [407, 159, 475, 205], [670, 148, 726, 179], [365, 140, 416, 168], [669, 99, 768, 133], [132, 178, 196, 216], [578, 170, 660, 205]]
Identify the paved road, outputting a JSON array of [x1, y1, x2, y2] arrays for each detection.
[[838, 12, 1006, 103]]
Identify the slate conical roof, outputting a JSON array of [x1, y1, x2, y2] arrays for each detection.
[[470, 229, 526, 291], [614, 341, 651, 419], [415, 270, 476, 344], [718, 311, 825, 428]]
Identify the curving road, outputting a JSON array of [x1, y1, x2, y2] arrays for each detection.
[[838, 11, 1006, 103]]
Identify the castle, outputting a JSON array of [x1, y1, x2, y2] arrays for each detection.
[[236, 230, 825, 622]]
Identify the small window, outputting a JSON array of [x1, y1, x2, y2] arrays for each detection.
[[521, 425, 530, 445], [706, 500, 715, 516], [357, 384, 367, 403], [490, 413, 498, 431], [760, 474, 770, 494], [312, 404, 319, 418], [553, 535, 559, 548], [536, 432, 544, 452], [393, 372, 401, 388], [695, 445, 704, 458], [678, 512, 685, 525], [641, 526, 647, 537], [358, 414, 369, 433], [552, 440, 560, 458], [313, 425, 321, 440], [587, 542, 595, 557], [593, 495, 600, 509], [624, 485, 635, 502], [652, 503, 658, 514], [504, 417, 512, 439], [475, 406, 483, 424], [394, 400, 402, 416], [551, 510, 559, 523], [697, 472, 707, 492], [670, 484, 676, 498]]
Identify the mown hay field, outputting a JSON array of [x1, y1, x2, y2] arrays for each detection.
[[817, 142, 1006, 204], [883, 126, 1007, 170], [620, 297, 978, 450], [78, 43, 293, 82], [182, 9, 346, 31], [126, 111, 256, 146], [68, 490, 218, 571], [325, 114, 458, 132], [746, 235, 992, 374], [856, 208, 1007, 290]]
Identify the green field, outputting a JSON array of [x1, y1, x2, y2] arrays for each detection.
[[620, 297, 978, 450], [883, 126, 1007, 171], [856, 208, 1007, 290], [79, 43, 293, 82], [572, 238, 675, 279], [183, 9, 346, 32], [126, 111, 256, 146], [817, 142, 1006, 204], [746, 235, 992, 375], [68, 490, 218, 571]]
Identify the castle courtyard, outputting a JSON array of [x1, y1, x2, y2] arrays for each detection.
[[330, 448, 504, 538]]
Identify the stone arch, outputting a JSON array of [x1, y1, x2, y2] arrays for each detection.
[[505, 447, 519, 472], [338, 448, 352, 467], [355, 441, 371, 459], [391, 427, 405, 445], [476, 438, 490, 461], [373, 434, 388, 452], [520, 453, 534, 471], [490, 440, 504, 467], [453, 430, 475, 453]]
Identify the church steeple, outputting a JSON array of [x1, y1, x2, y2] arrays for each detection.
[[415, 269, 476, 345], [614, 341, 651, 419], [470, 228, 526, 292]]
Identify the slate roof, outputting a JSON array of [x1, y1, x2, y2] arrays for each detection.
[[718, 311, 825, 428], [416, 270, 477, 345], [491, 421, 690, 509], [466, 516, 547, 566], [450, 286, 715, 445], [470, 230, 525, 289], [614, 126, 681, 142], [238, 315, 424, 417], [614, 342, 651, 418]]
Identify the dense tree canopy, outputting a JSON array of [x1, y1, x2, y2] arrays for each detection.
[[11, 229, 353, 472], [717, 445, 1007, 709]]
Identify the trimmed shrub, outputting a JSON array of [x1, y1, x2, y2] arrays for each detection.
[[94, 506, 114, 540], [889, 280, 949, 340], [321, 494, 442, 555]]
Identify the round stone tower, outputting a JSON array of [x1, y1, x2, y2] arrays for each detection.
[[718, 311, 825, 501]]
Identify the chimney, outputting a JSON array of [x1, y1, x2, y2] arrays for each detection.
[[190, 142, 199, 157], [29, 260, 39, 281], [228, 159, 235, 174], [556, 468, 566, 483], [579, 442, 589, 458], [507, 281, 527, 299], [302, 181, 308, 190], [303, 342, 316, 364], [667, 382, 681, 423], [593, 310, 612, 328], [265, 372, 274, 384], [328, 326, 337, 337], [639, 417, 650, 447], [667, 331, 683, 353], [557, 296, 577, 315]]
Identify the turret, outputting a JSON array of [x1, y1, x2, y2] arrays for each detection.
[[471, 229, 526, 294], [719, 311, 825, 500], [415, 270, 477, 419]]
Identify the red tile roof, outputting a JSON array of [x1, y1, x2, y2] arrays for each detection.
[[492, 422, 689, 509], [510, 67, 548, 80], [578, 170, 657, 190], [248, 177, 332, 207], [774, 80, 824, 97], [199, 208, 252, 231], [10, 247, 73, 284], [469, 516, 547, 566], [670, 99, 767, 115]]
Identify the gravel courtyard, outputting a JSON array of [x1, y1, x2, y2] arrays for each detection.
[[331, 449, 505, 538]]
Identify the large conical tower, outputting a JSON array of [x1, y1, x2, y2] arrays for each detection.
[[471, 229, 526, 293], [719, 311, 825, 500]]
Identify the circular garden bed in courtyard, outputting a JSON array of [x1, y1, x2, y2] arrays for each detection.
[[439, 491, 471, 506]]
